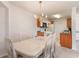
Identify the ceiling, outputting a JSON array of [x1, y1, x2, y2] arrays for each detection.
[[9, 1, 79, 19]]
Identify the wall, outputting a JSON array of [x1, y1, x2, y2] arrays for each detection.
[[1, 2, 36, 57], [54, 18, 67, 39], [3, 2, 36, 39], [0, 2, 8, 57], [72, 7, 79, 51], [8, 4, 36, 39]]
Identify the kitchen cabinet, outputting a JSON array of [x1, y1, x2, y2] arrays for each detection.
[[67, 17, 71, 28], [37, 18, 41, 27], [60, 33, 72, 49], [37, 32, 44, 36], [37, 17, 43, 27]]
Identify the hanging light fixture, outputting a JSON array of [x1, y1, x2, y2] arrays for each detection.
[[39, 1, 48, 18]]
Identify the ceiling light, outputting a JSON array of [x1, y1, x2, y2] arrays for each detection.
[[53, 14, 62, 18]]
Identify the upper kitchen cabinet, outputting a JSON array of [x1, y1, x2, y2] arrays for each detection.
[[67, 17, 71, 28], [37, 17, 42, 27], [37, 18, 40, 27]]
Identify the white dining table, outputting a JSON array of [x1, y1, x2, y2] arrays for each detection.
[[13, 38, 46, 58]]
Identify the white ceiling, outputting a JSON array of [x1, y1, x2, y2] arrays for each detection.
[[9, 1, 79, 18]]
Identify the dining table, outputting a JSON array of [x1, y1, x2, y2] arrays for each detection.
[[13, 37, 46, 58]]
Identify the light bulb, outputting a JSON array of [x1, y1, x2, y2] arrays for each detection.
[[42, 13, 44, 17], [45, 15, 47, 18]]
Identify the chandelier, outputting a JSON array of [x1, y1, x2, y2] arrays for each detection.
[[39, 1, 47, 18]]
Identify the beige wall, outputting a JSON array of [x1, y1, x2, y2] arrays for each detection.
[[2, 2, 36, 39], [0, 2, 8, 57], [54, 18, 67, 39], [1, 2, 36, 57], [8, 4, 36, 39]]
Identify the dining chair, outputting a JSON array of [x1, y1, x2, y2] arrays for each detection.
[[51, 33, 57, 58], [43, 33, 57, 58], [6, 38, 17, 58]]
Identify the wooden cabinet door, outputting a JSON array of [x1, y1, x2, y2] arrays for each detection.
[[60, 33, 72, 49], [60, 34, 66, 47], [67, 17, 71, 28], [37, 32, 44, 36], [65, 34, 72, 48], [37, 19, 40, 27]]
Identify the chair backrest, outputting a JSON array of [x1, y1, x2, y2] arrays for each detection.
[[6, 38, 17, 58], [51, 33, 57, 57], [43, 33, 57, 58]]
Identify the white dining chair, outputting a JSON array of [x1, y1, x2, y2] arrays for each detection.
[[43, 33, 57, 58], [50, 33, 57, 58], [6, 38, 17, 58]]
